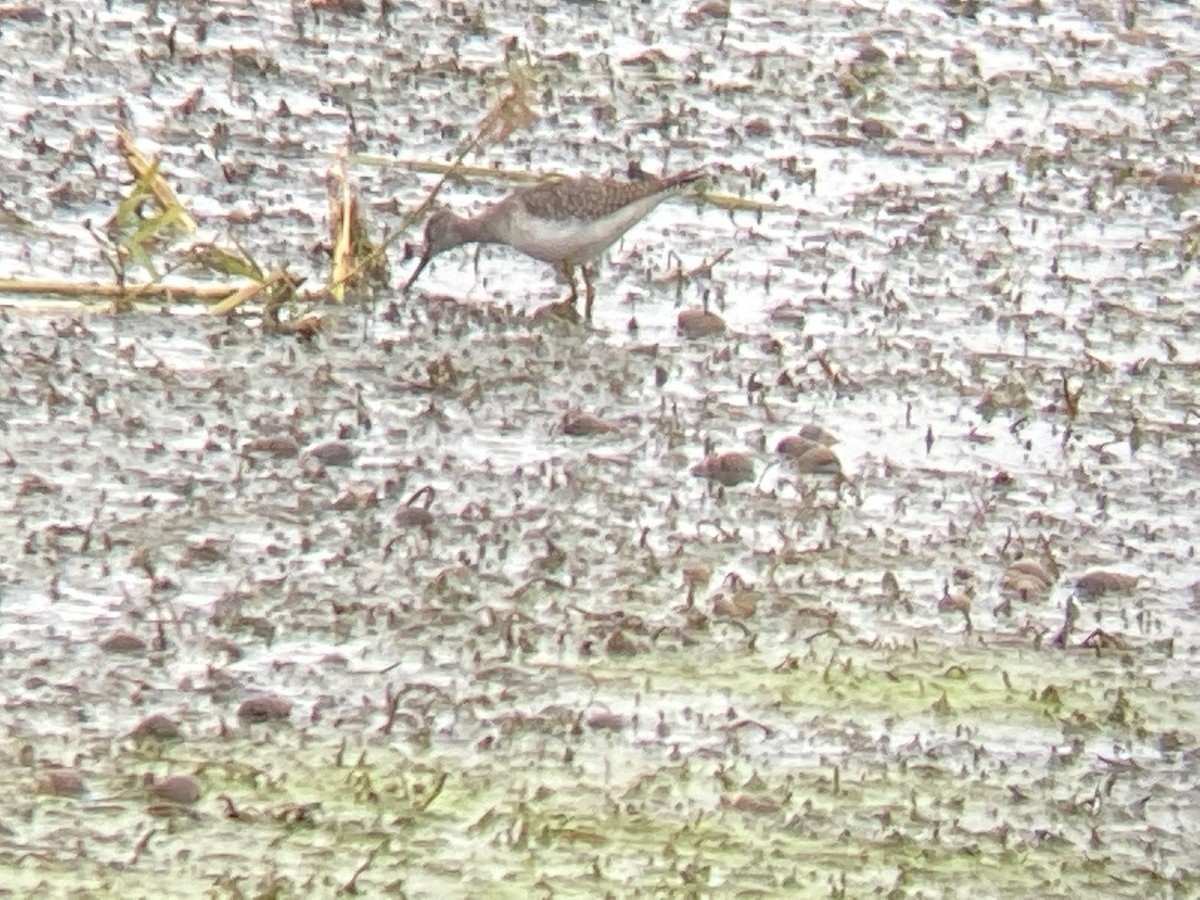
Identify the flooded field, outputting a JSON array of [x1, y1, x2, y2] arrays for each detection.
[[1, 0, 1199, 895]]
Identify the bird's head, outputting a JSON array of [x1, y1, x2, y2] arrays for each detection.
[[404, 209, 464, 292]]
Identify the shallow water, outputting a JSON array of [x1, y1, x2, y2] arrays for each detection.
[[1, 0, 1199, 895]]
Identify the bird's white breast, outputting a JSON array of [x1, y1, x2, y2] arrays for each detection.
[[503, 193, 671, 265]]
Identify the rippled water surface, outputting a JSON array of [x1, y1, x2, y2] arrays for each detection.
[[1, 0, 1199, 895]]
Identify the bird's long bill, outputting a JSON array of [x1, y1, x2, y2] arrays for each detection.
[[403, 248, 433, 293]]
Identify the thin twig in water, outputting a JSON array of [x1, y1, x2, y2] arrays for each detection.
[[129, 829, 156, 865], [415, 772, 448, 812], [341, 840, 388, 894]]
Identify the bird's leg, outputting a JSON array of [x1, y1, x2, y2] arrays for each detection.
[[559, 262, 579, 304], [582, 265, 596, 321], [529, 262, 582, 325]]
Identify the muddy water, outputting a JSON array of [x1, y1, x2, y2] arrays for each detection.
[[1, 0, 1199, 895]]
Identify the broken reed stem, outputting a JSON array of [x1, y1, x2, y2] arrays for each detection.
[[115, 129, 198, 233], [208, 271, 291, 316], [0, 277, 248, 302], [351, 157, 543, 184]]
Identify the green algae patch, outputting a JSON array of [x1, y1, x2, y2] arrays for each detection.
[[580, 637, 1183, 739], [9, 664, 1194, 900]]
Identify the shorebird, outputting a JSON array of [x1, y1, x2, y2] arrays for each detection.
[[404, 167, 703, 319]]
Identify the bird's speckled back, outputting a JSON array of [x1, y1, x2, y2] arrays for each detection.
[[514, 170, 702, 223]]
